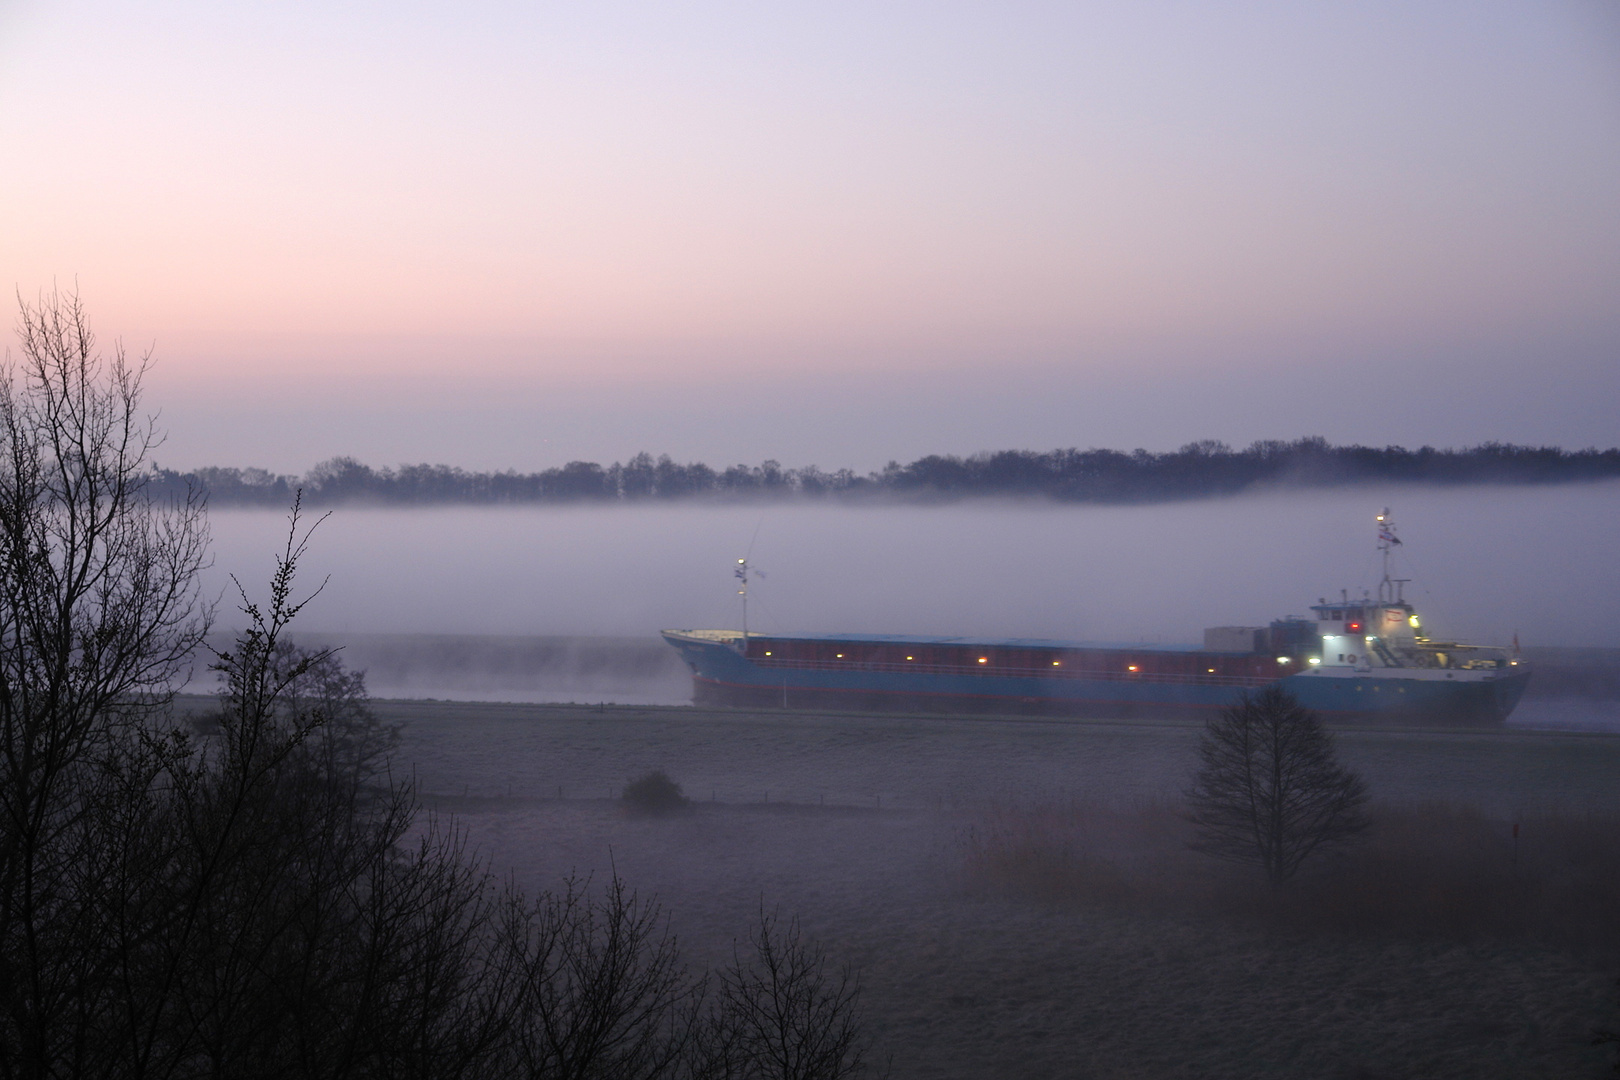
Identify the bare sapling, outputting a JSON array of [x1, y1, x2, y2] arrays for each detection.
[[1185, 686, 1369, 885]]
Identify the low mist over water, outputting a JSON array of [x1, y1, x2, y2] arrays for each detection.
[[206, 482, 1620, 649]]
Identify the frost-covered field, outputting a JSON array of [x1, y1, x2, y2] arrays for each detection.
[[392, 702, 1620, 815], [374, 701, 1620, 1079]]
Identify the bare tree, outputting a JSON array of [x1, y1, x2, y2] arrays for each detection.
[[497, 875, 696, 1080], [1185, 686, 1369, 885], [126, 500, 511, 1080], [698, 910, 871, 1080], [0, 289, 210, 1077]]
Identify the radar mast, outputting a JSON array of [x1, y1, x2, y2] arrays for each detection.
[[1375, 508, 1410, 604], [734, 557, 764, 639]]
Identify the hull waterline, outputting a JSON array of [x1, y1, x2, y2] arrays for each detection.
[[663, 630, 1531, 726]]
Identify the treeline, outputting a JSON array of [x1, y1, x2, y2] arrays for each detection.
[[159, 438, 1620, 507]]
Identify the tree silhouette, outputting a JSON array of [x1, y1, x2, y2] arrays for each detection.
[[0, 288, 211, 1075], [1186, 686, 1369, 885]]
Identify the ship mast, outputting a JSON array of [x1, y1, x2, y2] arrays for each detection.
[[1375, 508, 1407, 603], [735, 557, 764, 639]]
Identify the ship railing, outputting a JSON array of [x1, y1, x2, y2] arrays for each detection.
[[749, 657, 1275, 688]]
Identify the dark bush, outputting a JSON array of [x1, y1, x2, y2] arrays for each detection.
[[623, 770, 691, 816]]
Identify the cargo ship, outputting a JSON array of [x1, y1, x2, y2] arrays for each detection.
[[661, 511, 1532, 725]]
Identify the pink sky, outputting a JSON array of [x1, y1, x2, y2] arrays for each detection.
[[2, 1, 1618, 471]]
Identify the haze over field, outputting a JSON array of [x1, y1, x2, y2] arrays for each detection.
[[207, 483, 1620, 649]]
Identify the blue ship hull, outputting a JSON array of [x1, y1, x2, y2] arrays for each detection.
[[662, 631, 1531, 726]]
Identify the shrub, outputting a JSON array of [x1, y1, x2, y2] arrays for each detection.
[[623, 770, 691, 816]]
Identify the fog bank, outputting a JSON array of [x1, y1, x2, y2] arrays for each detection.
[[203, 483, 1620, 652]]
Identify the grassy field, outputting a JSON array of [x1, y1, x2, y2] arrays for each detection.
[[175, 696, 1620, 1077], [351, 698, 1620, 814]]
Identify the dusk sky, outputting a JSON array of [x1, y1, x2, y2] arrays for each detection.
[[2, 1, 1618, 473]]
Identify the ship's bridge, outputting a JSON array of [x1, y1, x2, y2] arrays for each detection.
[[1312, 599, 1418, 668]]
